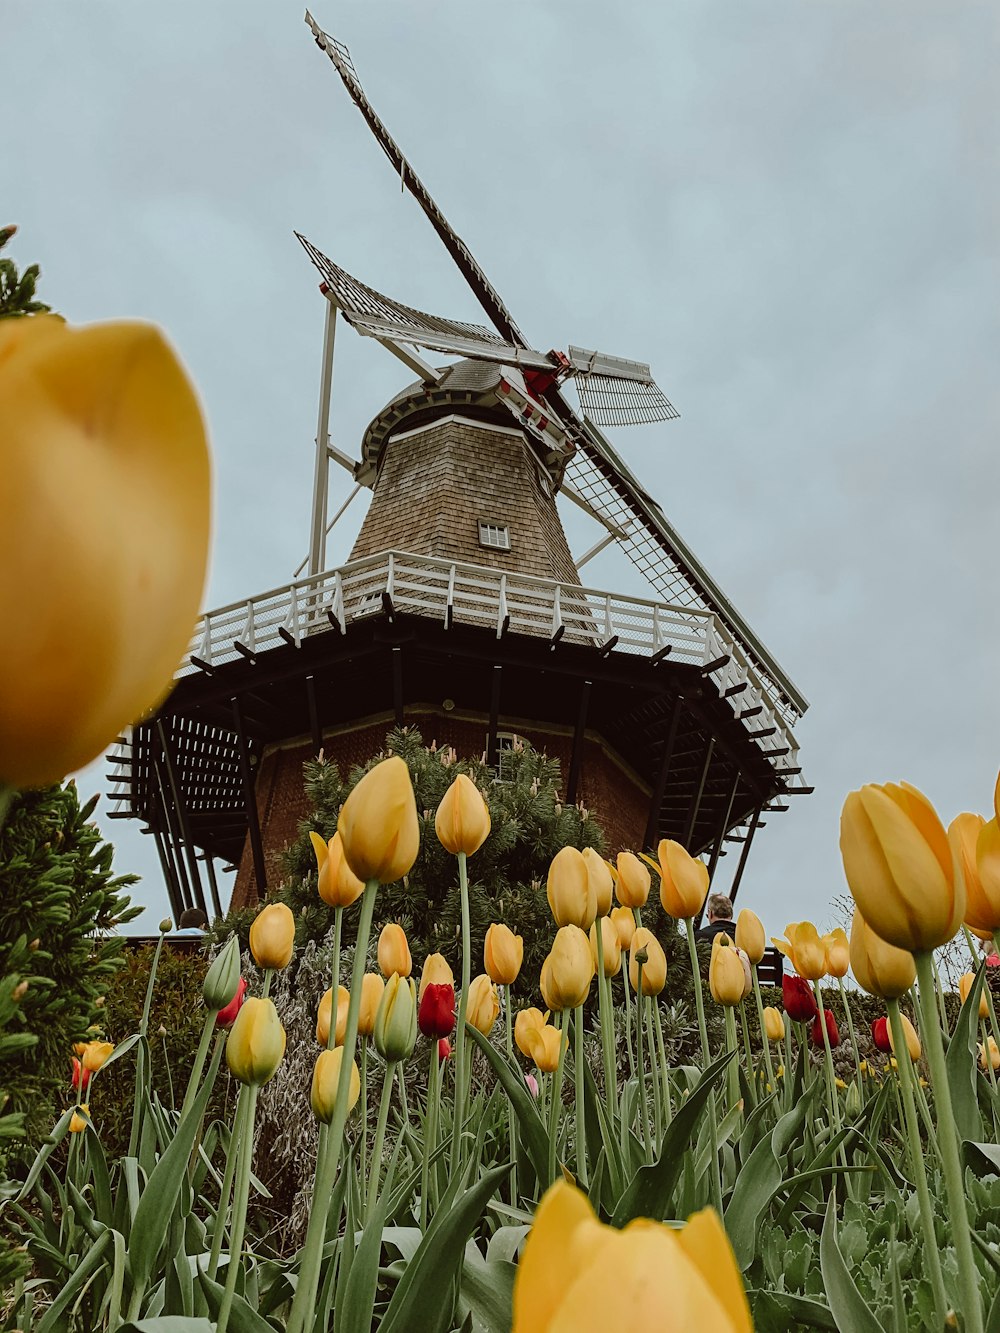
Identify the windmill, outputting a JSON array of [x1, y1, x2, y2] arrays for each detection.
[[106, 14, 810, 923]]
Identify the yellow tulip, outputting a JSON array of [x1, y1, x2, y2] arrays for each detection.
[[377, 923, 412, 979], [435, 772, 491, 857], [974, 818, 1000, 932], [614, 852, 650, 909], [628, 927, 667, 996], [373, 974, 417, 1062], [311, 1047, 360, 1124], [358, 973, 385, 1036], [589, 917, 622, 978], [311, 830, 365, 909], [709, 935, 750, 1006], [316, 986, 350, 1047], [888, 1013, 921, 1064], [848, 908, 916, 1000], [610, 905, 636, 950], [226, 997, 286, 1086], [735, 909, 766, 965], [338, 755, 420, 883], [0, 317, 210, 787], [484, 924, 524, 986], [466, 973, 501, 1036], [980, 1037, 1000, 1072], [69, 1105, 90, 1134], [654, 839, 709, 919], [81, 1040, 114, 1073], [542, 926, 594, 1011], [418, 952, 454, 999], [822, 927, 850, 979], [958, 972, 989, 1020], [515, 1007, 547, 1059], [526, 1023, 566, 1074], [511, 1179, 752, 1333], [249, 902, 295, 970], [547, 847, 597, 930], [771, 922, 827, 981], [762, 1006, 785, 1042], [582, 848, 614, 917], [840, 782, 964, 952]]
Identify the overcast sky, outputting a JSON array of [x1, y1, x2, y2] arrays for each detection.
[[7, 2, 999, 938]]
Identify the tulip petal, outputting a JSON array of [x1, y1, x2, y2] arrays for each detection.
[[309, 831, 329, 872], [676, 1208, 753, 1333], [511, 1180, 596, 1332]]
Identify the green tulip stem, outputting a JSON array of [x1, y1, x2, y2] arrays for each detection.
[[359, 1041, 369, 1208], [573, 1003, 589, 1186], [216, 1083, 260, 1333], [207, 1083, 250, 1281], [327, 908, 343, 1050], [685, 917, 723, 1215], [783, 1024, 793, 1108], [914, 950, 985, 1333], [621, 967, 636, 1080], [420, 1041, 440, 1231], [127, 924, 168, 1160], [365, 1059, 397, 1224], [724, 1007, 740, 1113], [505, 986, 519, 1207], [287, 877, 379, 1333], [751, 969, 776, 1093], [635, 969, 652, 1164], [887, 998, 948, 1328], [930, 952, 950, 1035], [547, 1010, 568, 1184], [594, 922, 617, 1109], [261, 968, 273, 1000], [651, 1002, 673, 1127], [981, 1019, 999, 1093], [812, 981, 849, 1197], [835, 976, 864, 1083], [645, 1000, 662, 1143], [451, 850, 472, 1166], [737, 1003, 756, 1108], [179, 1008, 216, 1126]]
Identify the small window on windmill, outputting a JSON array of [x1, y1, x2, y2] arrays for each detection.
[[479, 522, 511, 552], [353, 589, 382, 619], [493, 731, 521, 783]]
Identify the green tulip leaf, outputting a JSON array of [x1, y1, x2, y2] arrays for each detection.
[[820, 1193, 888, 1333], [946, 960, 987, 1142], [118, 1321, 215, 1332], [466, 1024, 551, 1184], [35, 1230, 112, 1333], [726, 1093, 810, 1270], [459, 1248, 516, 1333], [194, 1259, 276, 1333], [748, 1288, 838, 1330]]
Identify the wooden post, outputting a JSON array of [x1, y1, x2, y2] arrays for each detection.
[[232, 695, 268, 900], [643, 694, 683, 848]]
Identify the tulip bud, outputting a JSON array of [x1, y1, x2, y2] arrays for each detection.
[[762, 1006, 785, 1043], [840, 782, 965, 952], [782, 973, 818, 1023], [317, 986, 350, 1047], [378, 923, 412, 979], [435, 773, 491, 857], [543, 925, 595, 1010], [338, 755, 420, 883], [547, 846, 597, 931], [484, 924, 523, 986], [629, 928, 667, 996], [525, 1072, 539, 1098], [735, 909, 766, 965], [249, 902, 295, 970], [811, 1008, 840, 1049], [655, 840, 709, 919], [81, 1040, 114, 1073], [438, 1037, 452, 1062], [311, 830, 365, 909], [609, 905, 636, 950], [614, 852, 650, 909], [888, 1013, 921, 1063], [358, 973, 386, 1037], [822, 928, 850, 979], [418, 952, 454, 999], [466, 974, 501, 1036], [849, 908, 916, 1000], [69, 1105, 90, 1134], [216, 976, 247, 1029], [980, 1037, 1000, 1071], [872, 1016, 891, 1052], [226, 997, 286, 1085], [159, 919, 173, 935], [582, 848, 614, 917], [589, 917, 622, 978], [974, 817, 1000, 932], [845, 1079, 863, 1118], [708, 935, 748, 1006], [418, 982, 456, 1039], [203, 935, 242, 1010], [311, 1048, 360, 1123], [70, 1057, 91, 1093], [958, 971, 989, 1020], [374, 974, 418, 1062], [515, 1007, 546, 1058]]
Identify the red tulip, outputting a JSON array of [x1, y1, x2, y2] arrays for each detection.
[[871, 1017, 891, 1052], [70, 1057, 91, 1092], [216, 976, 247, 1028], [782, 973, 818, 1023], [437, 1037, 452, 1062], [811, 1008, 840, 1048], [418, 982, 455, 1039]]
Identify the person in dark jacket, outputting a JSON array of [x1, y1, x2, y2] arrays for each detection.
[[695, 893, 736, 944]]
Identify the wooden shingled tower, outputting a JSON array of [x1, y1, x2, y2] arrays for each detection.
[[107, 15, 811, 920]]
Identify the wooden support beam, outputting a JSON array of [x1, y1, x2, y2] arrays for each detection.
[[157, 720, 208, 919], [152, 751, 192, 912], [232, 695, 268, 900], [707, 770, 741, 887], [644, 694, 683, 848], [566, 680, 592, 805], [486, 666, 502, 768], [682, 737, 715, 849], [729, 806, 762, 905], [201, 849, 223, 920], [152, 827, 185, 923]]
